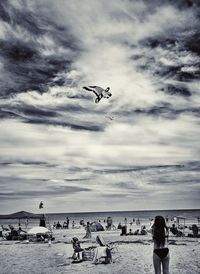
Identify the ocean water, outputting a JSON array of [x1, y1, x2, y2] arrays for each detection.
[[1, 209, 199, 228], [47, 209, 200, 225]]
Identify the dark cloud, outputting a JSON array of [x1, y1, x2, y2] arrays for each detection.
[[0, 93, 107, 130], [159, 178, 200, 185], [0, 0, 45, 35], [0, 162, 194, 178], [136, 10, 200, 100], [0, 161, 48, 166], [25, 118, 104, 131], [11, 105, 57, 118], [102, 193, 128, 198], [0, 0, 79, 98], [3, 100, 200, 127], [0, 162, 13, 166], [0, 104, 105, 131], [161, 85, 191, 97], [0, 185, 91, 200], [64, 178, 91, 182], [186, 161, 200, 171], [143, 0, 199, 9], [93, 164, 187, 175], [114, 103, 200, 120], [184, 32, 200, 55]]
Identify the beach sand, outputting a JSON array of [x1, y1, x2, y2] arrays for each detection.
[[0, 226, 199, 274]]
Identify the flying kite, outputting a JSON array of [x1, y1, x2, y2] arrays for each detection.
[[39, 201, 44, 209], [83, 86, 112, 103]]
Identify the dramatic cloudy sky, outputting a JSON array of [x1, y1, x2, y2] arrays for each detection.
[[0, 0, 200, 214]]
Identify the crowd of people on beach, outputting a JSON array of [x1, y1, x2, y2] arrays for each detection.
[[1, 215, 199, 239], [51, 217, 116, 230], [0, 214, 200, 274], [0, 224, 27, 240], [69, 215, 199, 274]]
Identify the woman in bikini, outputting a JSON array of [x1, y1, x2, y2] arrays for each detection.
[[152, 216, 169, 274]]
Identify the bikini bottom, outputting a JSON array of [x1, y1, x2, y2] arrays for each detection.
[[154, 248, 169, 260]]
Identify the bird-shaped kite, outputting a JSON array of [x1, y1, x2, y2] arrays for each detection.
[[83, 86, 112, 103]]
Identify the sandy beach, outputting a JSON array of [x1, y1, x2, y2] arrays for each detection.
[[1, 224, 200, 274]]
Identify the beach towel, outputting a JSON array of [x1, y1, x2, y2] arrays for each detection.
[[93, 246, 107, 263]]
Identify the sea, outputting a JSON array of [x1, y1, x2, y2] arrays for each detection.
[[0, 209, 200, 228]]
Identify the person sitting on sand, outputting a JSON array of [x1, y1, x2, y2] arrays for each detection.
[[6, 227, 19, 240], [133, 229, 140, 235], [8, 225, 14, 230], [80, 219, 85, 226], [118, 222, 122, 229], [140, 226, 148, 235], [18, 227, 27, 236], [170, 224, 178, 235], [56, 221, 62, 229], [127, 229, 134, 235], [152, 216, 169, 274], [36, 234, 44, 241], [93, 235, 112, 264], [170, 224, 184, 237]]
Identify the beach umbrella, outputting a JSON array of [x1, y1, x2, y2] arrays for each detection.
[[90, 222, 104, 232], [27, 226, 49, 234]]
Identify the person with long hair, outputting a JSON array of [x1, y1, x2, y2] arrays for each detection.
[[152, 216, 169, 274]]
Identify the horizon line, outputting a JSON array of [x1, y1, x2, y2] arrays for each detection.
[[1, 207, 199, 216]]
